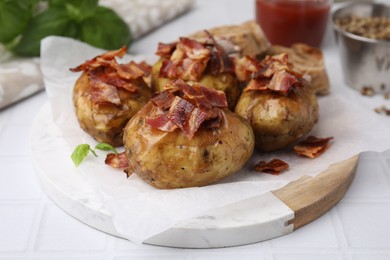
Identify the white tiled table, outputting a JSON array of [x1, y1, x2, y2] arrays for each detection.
[[1, 0, 390, 259]]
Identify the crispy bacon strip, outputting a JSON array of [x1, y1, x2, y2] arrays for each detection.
[[232, 56, 261, 82], [89, 79, 121, 105], [136, 61, 152, 76], [159, 37, 211, 81], [255, 53, 292, 78], [70, 46, 127, 72], [70, 47, 151, 106], [267, 70, 301, 95], [156, 42, 177, 57], [117, 62, 147, 80], [294, 136, 334, 158], [105, 152, 129, 169], [245, 53, 303, 95], [146, 111, 178, 132], [105, 152, 131, 177], [146, 80, 227, 139], [203, 30, 235, 76], [157, 34, 237, 81], [254, 159, 289, 175], [150, 91, 176, 109], [178, 37, 211, 60], [169, 80, 228, 109]]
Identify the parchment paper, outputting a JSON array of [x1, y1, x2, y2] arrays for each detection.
[[40, 36, 390, 244]]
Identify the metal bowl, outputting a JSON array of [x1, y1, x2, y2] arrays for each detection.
[[332, 1, 390, 93]]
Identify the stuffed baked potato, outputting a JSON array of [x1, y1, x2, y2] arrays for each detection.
[[123, 80, 255, 189], [152, 36, 241, 110], [235, 54, 319, 151], [71, 47, 152, 147]]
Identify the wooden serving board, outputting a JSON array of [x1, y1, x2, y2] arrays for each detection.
[[273, 155, 359, 230], [30, 102, 359, 248], [144, 155, 359, 247]]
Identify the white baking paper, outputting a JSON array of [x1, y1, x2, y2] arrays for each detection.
[[40, 36, 390, 244]]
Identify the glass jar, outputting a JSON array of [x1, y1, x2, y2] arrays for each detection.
[[256, 0, 332, 47]]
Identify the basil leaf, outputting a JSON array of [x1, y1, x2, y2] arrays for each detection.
[[0, 0, 32, 43], [80, 6, 132, 50], [19, 0, 41, 5], [95, 143, 118, 155], [71, 144, 91, 167], [12, 7, 77, 56], [49, 0, 66, 7], [58, 0, 98, 9], [65, 0, 98, 22]]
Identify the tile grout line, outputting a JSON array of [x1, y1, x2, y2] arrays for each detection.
[[378, 151, 390, 188], [25, 201, 46, 257], [329, 207, 351, 255], [0, 110, 10, 138]]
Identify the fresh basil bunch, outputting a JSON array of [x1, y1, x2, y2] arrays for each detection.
[[0, 0, 132, 57]]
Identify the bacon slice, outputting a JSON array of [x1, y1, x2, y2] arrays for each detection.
[[89, 80, 121, 105], [146, 80, 227, 139], [146, 106, 178, 132], [267, 70, 301, 95], [105, 152, 129, 169], [233, 56, 261, 81], [90, 70, 140, 93], [170, 80, 228, 108], [294, 136, 334, 158], [105, 152, 131, 177], [244, 53, 303, 95], [178, 37, 211, 60], [159, 38, 211, 82], [70, 46, 127, 72], [254, 159, 289, 175], [255, 53, 291, 78], [167, 96, 196, 129], [136, 61, 152, 76], [117, 62, 147, 80], [203, 30, 235, 76], [182, 107, 210, 139], [157, 35, 237, 81], [156, 42, 177, 57], [150, 91, 176, 109], [70, 47, 151, 106]]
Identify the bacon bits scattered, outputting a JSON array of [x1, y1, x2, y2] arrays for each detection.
[[146, 79, 228, 139], [374, 105, 390, 116], [105, 152, 130, 176], [244, 53, 304, 95], [70, 46, 151, 106], [360, 86, 375, 97], [294, 136, 334, 158], [254, 159, 289, 175]]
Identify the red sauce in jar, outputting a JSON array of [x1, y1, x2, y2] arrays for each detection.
[[256, 0, 331, 47]]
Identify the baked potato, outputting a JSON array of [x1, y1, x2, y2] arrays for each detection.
[[123, 80, 255, 189], [71, 47, 152, 147], [235, 53, 319, 151]]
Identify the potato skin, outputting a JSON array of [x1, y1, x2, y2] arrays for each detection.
[[152, 59, 241, 110], [73, 72, 151, 147], [235, 87, 319, 151], [123, 102, 255, 189]]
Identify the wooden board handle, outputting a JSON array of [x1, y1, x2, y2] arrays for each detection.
[[273, 155, 359, 230]]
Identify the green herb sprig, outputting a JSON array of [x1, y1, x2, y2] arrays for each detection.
[[0, 0, 132, 57], [71, 142, 118, 167]]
